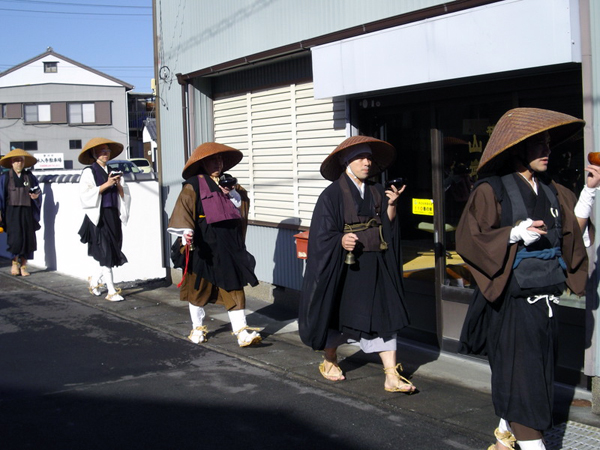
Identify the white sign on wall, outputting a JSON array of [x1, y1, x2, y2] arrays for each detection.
[[36, 153, 64, 169]]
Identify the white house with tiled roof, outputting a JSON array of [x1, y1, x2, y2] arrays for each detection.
[[0, 48, 133, 169]]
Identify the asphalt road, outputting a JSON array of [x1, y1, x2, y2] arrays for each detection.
[[0, 280, 485, 450]]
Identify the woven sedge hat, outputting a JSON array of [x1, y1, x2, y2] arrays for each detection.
[[0, 148, 38, 169], [320, 135, 396, 181], [478, 108, 584, 175], [182, 142, 243, 180], [78, 138, 124, 165]]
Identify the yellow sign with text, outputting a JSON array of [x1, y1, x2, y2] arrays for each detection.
[[412, 198, 434, 216]]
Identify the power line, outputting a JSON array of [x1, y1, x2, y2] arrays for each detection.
[[0, 7, 151, 16], [0, 0, 151, 9]]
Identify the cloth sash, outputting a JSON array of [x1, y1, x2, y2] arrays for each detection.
[[513, 247, 566, 270], [8, 170, 32, 207], [91, 163, 119, 208], [197, 175, 241, 224], [339, 174, 385, 252]]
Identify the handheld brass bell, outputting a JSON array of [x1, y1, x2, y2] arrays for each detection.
[[344, 251, 356, 265]]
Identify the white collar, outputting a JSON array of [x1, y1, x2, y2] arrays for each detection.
[[346, 167, 365, 199]]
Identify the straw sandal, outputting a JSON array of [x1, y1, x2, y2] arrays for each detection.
[[319, 358, 345, 381], [383, 364, 416, 393], [486, 428, 516, 450], [87, 276, 102, 296], [19, 258, 30, 276], [188, 326, 208, 344], [105, 288, 124, 302], [11, 260, 20, 276], [233, 326, 262, 347]]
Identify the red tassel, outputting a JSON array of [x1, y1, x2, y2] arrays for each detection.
[[177, 244, 191, 288]]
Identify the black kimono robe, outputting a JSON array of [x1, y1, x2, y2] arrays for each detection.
[[298, 173, 409, 351], [0, 169, 42, 259]]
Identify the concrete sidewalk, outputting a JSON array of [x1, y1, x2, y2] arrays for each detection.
[[2, 259, 600, 449]]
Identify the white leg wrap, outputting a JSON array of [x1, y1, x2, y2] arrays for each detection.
[[102, 266, 116, 294], [228, 309, 247, 333], [188, 304, 206, 328], [499, 418, 512, 434], [517, 439, 545, 450]]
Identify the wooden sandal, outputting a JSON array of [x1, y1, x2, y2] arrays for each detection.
[[319, 358, 345, 381], [383, 363, 416, 393]]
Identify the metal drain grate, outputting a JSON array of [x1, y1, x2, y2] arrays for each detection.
[[545, 421, 600, 450]]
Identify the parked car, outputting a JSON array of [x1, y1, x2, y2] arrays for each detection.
[[107, 160, 141, 174], [129, 157, 153, 173]]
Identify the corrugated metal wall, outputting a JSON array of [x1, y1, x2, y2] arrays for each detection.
[[155, 0, 448, 209], [246, 225, 304, 290]]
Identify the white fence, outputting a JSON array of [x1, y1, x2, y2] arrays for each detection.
[[0, 171, 166, 283]]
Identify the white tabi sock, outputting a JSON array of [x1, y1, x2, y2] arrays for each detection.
[[227, 309, 247, 333], [188, 304, 206, 328], [517, 439, 545, 450]]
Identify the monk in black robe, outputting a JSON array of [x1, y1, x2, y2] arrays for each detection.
[[299, 135, 415, 393], [0, 149, 41, 276]]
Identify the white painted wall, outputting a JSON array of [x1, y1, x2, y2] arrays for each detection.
[[312, 0, 582, 98], [0, 173, 166, 283]]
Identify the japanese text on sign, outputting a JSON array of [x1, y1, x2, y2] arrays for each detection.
[[36, 153, 64, 169], [412, 198, 434, 216]]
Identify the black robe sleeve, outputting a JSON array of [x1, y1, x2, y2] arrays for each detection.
[[298, 182, 346, 350]]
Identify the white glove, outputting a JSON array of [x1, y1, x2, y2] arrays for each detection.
[[574, 186, 596, 219], [509, 219, 541, 246], [183, 230, 194, 245]]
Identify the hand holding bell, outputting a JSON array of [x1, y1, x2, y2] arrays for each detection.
[[341, 233, 358, 265]]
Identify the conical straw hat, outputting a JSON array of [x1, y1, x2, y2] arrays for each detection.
[[182, 142, 243, 180], [478, 108, 584, 175], [0, 148, 38, 169], [320, 135, 396, 181], [78, 138, 124, 165]]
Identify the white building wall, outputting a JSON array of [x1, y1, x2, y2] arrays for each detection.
[[0, 54, 123, 88], [0, 174, 166, 283]]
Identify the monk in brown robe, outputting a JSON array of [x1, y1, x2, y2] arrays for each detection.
[[456, 108, 600, 450], [167, 142, 261, 347]]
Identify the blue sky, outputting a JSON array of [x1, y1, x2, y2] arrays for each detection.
[[0, 0, 154, 92]]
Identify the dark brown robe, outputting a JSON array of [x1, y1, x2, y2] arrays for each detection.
[[456, 175, 589, 431], [456, 180, 588, 302], [168, 179, 256, 308]]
